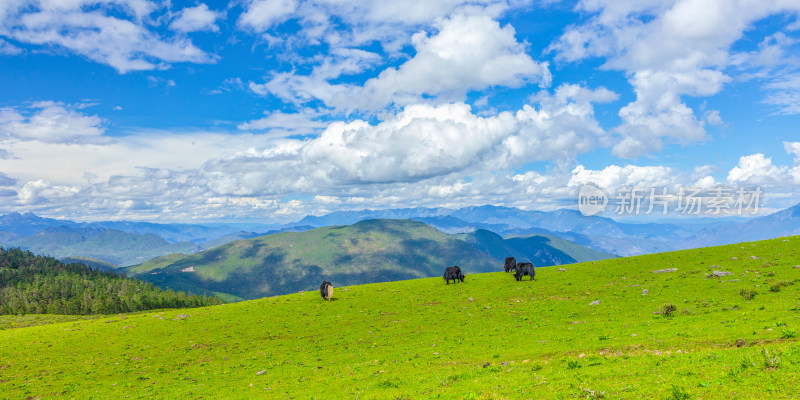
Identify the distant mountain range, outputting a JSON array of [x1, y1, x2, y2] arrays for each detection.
[[679, 202, 800, 249], [9, 226, 198, 267], [1, 201, 799, 269], [0, 213, 280, 266], [123, 219, 614, 300], [0, 212, 280, 244], [284, 204, 756, 256]]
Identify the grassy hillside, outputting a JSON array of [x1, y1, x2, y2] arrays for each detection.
[[456, 229, 615, 265], [124, 219, 500, 300], [11, 227, 198, 266], [2, 237, 798, 399]]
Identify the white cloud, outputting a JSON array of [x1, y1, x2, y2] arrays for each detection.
[[237, 110, 327, 136], [302, 103, 518, 183], [147, 76, 176, 87], [237, 0, 510, 48], [784, 141, 800, 183], [0, 82, 621, 220], [256, 13, 550, 112], [763, 90, 800, 115], [568, 164, 677, 192], [170, 4, 221, 33], [0, 38, 22, 54], [0, 102, 107, 144], [0, 0, 217, 73], [250, 48, 382, 105], [238, 0, 298, 32], [726, 153, 788, 185], [550, 0, 800, 157], [0, 127, 280, 185], [505, 84, 617, 169], [200, 87, 617, 198], [784, 141, 800, 162], [730, 32, 800, 115], [18, 179, 80, 205], [339, 14, 550, 110]]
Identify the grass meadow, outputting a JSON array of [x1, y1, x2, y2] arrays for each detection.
[[2, 236, 799, 399]]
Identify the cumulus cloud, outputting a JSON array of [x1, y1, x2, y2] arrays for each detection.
[[222, 86, 615, 194], [170, 4, 221, 33], [0, 0, 217, 73], [255, 13, 550, 112], [550, 0, 800, 157], [338, 14, 550, 110], [568, 164, 677, 192], [0, 102, 107, 144], [18, 179, 80, 205], [203, 103, 519, 195], [0, 80, 623, 220], [505, 84, 617, 169], [300, 103, 518, 183], [726, 153, 788, 185]]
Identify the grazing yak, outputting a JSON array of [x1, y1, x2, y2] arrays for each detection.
[[504, 257, 517, 273], [443, 266, 465, 284], [320, 281, 333, 301], [514, 262, 535, 281]]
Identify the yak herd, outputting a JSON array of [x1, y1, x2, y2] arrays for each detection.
[[320, 256, 535, 300], [448, 256, 535, 284]]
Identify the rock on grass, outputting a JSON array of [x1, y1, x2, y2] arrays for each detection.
[[709, 270, 733, 278], [651, 268, 677, 273]]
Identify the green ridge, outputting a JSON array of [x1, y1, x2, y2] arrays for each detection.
[[456, 229, 615, 265], [2, 236, 799, 398], [124, 219, 503, 300]]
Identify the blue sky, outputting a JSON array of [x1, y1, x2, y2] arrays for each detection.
[[0, 0, 799, 223]]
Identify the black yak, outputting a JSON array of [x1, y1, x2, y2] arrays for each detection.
[[444, 266, 465, 284], [514, 262, 535, 281], [320, 281, 333, 301], [504, 257, 516, 273]]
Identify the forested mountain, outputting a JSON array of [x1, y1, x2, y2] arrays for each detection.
[[0, 248, 222, 315]]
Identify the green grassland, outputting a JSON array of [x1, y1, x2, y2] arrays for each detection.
[[2, 237, 799, 399], [0, 314, 103, 330]]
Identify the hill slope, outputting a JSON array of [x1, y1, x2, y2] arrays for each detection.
[[125, 219, 502, 299], [2, 237, 798, 399], [456, 229, 615, 265]]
